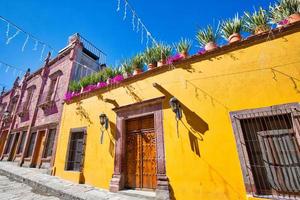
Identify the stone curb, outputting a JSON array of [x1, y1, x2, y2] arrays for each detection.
[[0, 162, 153, 200]]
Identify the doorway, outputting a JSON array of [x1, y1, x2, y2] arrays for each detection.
[[125, 115, 157, 190], [0, 130, 8, 155], [32, 130, 46, 167], [8, 132, 20, 161]]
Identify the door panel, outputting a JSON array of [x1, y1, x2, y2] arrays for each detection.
[[125, 115, 157, 189], [0, 131, 8, 155]]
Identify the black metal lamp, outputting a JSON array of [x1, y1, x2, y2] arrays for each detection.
[[169, 97, 182, 120], [99, 112, 109, 144]]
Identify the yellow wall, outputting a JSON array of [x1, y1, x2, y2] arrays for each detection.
[[54, 30, 300, 200]]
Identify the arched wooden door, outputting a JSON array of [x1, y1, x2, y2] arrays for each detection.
[[125, 115, 157, 190]]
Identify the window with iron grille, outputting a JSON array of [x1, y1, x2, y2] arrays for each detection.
[[17, 131, 27, 154], [43, 129, 56, 158], [4, 134, 14, 154], [65, 129, 86, 171], [230, 103, 300, 199], [26, 132, 37, 157], [24, 87, 35, 111], [46, 77, 58, 101]]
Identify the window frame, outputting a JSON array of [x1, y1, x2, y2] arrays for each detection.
[[230, 103, 300, 199], [64, 127, 87, 172], [43, 129, 56, 158]]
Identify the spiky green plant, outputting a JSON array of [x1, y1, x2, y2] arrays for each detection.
[[174, 38, 192, 53], [68, 80, 81, 92], [196, 25, 219, 47], [121, 59, 133, 74], [280, 0, 300, 16], [79, 75, 92, 88], [269, 0, 300, 23], [157, 43, 172, 60], [103, 67, 115, 80], [243, 7, 270, 34], [220, 15, 242, 39], [269, 3, 287, 23], [132, 53, 144, 70], [144, 46, 161, 64], [113, 66, 123, 75]]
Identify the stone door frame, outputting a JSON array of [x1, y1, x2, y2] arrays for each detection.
[[109, 97, 170, 199]]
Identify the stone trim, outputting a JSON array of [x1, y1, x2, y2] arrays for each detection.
[[109, 98, 170, 200], [229, 102, 300, 196]]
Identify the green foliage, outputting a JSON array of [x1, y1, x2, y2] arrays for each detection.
[[157, 43, 172, 59], [68, 81, 81, 92], [174, 38, 192, 53], [132, 53, 144, 70], [103, 67, 115, 79], [144, 46, 161, 64], [121, 59, 133, 74], [269, 0, 300, 23], [243, 7, 270, 33], [79, 75, 92, 88], [196, 25, 219, 47], [114, 66, 123, 75], [220, 14, 242, 39]]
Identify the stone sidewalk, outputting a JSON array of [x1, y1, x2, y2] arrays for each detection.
[[0, 162, 154, 200]]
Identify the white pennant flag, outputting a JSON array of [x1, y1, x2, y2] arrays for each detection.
[[6, 28, 20, 44], [132, 12, 135, 31], [123, 1, 128, 20], [22, 34, 29, 52], [116, 0, 120, 11], [40, 44, 46, 61], [33, 40, 38, 51]]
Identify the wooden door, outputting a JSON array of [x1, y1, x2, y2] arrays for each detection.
[[0, 131, 8, 155], [32, 131, 46, 167], [125, 115, 157, 189]]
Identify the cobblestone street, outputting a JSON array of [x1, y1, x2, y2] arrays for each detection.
[[0, 175, 60, 200]]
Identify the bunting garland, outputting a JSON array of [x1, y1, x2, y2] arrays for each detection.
[[116, 0, 158, 48], [0, 61, 25, 78], [0, 15, 54, 60]]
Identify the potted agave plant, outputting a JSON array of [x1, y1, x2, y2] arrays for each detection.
[[269, 3, 288, 27], [175, 38, 192, 58], [103, 67, 115, 84], [221, 14, 242, 43], [243, 7, 270, 35], [157, 44, 172, 67], [196, 25, 219, 51], [273, 0, 300, 24], [79, 76, 92, 93], [121, 59, 133, 78], [69, 81, 81, 94], [144, 46, 161, 70], [132, 54, 144, 75]]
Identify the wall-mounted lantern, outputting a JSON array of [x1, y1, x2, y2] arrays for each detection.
[[3, 110, 10, 119], [169, 97, 182, 120], [99, 112, 109, 144]]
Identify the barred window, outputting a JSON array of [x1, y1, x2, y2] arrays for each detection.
[[65, 129, 86, 171], [26, 132, 37, 157], [17, 131, 27, 154], [231, 104, 300, 199], [43, 129, 56, 158]]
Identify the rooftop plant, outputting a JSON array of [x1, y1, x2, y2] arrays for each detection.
[[79, 75, 92, 88], [196, 25, 219, 47], [68, 80, 81, 92], [132, 53, 144, 70], [220, 14, 242, 39], [280, 0, 300, 16], [144, 46, 161, 64], [121, 59, 133, 74], [269, 3, 287, 24], [243, 7, 271, 34], [174, 38, 192, 54], [158, 43, 172, 60]]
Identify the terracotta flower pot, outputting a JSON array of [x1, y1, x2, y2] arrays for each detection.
[[148, 62, 157, 70], [179, 51, 189, 58], [157, 59, 166, 67], [254, 26, 269, 35], [228, 33, 242, 44], [288, 13, 300, 23], [122, 72, 132, 79], [204, 42, 218, 51], [133, 68, 142, 75]]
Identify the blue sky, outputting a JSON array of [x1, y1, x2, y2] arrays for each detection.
[[0, 0, 272, 90]]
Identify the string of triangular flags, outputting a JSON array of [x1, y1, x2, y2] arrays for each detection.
[[116, 0, 158, 47], [0, 60, 26, 78], [0, 16, 54, 61]]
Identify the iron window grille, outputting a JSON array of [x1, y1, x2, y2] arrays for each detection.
[[230, 103, 300, 199], [65, 128, 87, 171], [43, 129, 56, 158], [26, 132, 37, 158]]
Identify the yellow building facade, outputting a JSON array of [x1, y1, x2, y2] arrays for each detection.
[[53, 24, 300, 200]]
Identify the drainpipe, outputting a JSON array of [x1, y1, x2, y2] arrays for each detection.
[[18, 53, 52, 166]]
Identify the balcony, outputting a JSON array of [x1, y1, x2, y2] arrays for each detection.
[[16, 102, 30, 117]]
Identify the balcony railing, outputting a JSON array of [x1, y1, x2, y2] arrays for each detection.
[[72, 33, 106, 65]]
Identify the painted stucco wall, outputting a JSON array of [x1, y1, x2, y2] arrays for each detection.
[[54, 30, 300, 200]]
